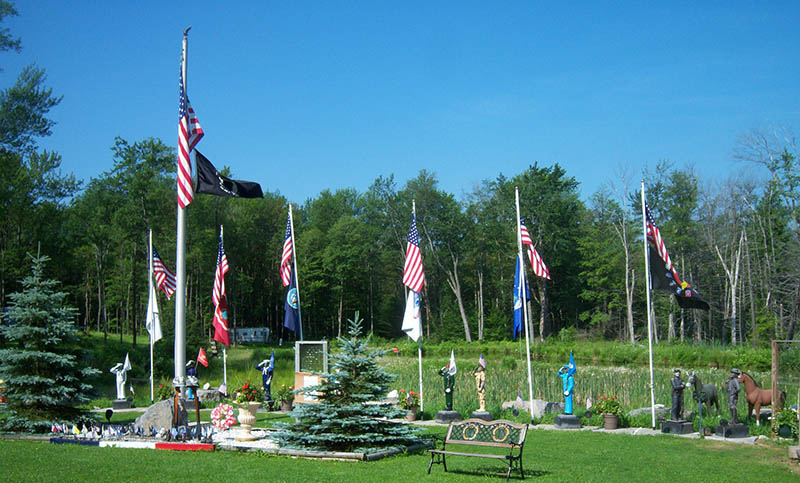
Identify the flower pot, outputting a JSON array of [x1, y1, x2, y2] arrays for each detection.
[[280, 400, 293, 412], [603, 413, 619, 430], [235, 401, 261, 442], [405, 407, 419, 421]]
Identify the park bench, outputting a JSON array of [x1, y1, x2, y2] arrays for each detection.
[[427, 418, 528, 481]]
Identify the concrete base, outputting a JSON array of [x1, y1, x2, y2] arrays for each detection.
[[716, 423, 750, 438], [661, 420, 693, 435], [112, 399, 131, 410], [469, 410, 492, 421], [788, 446, 800, 461], [554, 413, 581, 429], [435, 410, 462, 424]]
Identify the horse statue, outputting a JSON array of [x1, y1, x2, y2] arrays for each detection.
[[737, 371, 786, 425], [687, 371, 720, 414]]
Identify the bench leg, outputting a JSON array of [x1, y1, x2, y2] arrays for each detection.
[[519, 457, 525, 480]]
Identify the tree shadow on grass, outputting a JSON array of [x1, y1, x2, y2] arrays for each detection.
[[437, 465, 551, 479]]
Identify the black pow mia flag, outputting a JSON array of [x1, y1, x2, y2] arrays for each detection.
[[195, 150, 263, 198], [648, 246, 710, 310]]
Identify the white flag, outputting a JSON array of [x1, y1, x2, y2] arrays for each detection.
[[146, 283, 162, 343], [123, 353, 132, 372], [401, 291, 421, 342], [448, 349, 457, 376]]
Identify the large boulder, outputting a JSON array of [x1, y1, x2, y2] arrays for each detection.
[[197, 389, 225, 403], [628, 404, 668, 419], [135, 399, 188, 429], [501, 398, 563, 419]]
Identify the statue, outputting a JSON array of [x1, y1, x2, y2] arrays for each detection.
[[110, 354, 131, 400], [257, 351, 275, 404], [727, 368, 742, 424], [471, 354, 487, 412], [185, 361, 198, 400], [558, 351, 576, 415], [670, 369, 685, 420], [438, 350, 457, 411]]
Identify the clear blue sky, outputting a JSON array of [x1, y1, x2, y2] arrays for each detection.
[[5, 2, 799, 203]]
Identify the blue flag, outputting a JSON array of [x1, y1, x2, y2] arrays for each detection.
[[283, 270, 299, 333], [513, 254, 529, 340], [568, 350, 576, 377]]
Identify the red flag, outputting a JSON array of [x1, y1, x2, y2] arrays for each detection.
[[212, 231, 230, 347], [197, 347, 208, 367]]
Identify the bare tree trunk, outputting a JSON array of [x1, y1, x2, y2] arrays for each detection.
[[337, 286, 343, 338], [716, 231, 744, 345], [477, 270, 484, 340], [668, 312, 675, 341]]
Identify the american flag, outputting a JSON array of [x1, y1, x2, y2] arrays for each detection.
[[402, 212, 425, 293], [177, 67, 204, 209], [212, 231, 230, 346], [152, 246, 176, 299], [645, 201, 682, 285], [520, 219, 551, 280], [280, 214, 293, 287]]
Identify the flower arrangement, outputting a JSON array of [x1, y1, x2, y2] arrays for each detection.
[[398, 389, 420, 410], [210, 403, 236, 431], [275, 384, 295, 402], [596, 396, 623, 416], [234, 380, 261, 404], [156, 383, 174, 401]]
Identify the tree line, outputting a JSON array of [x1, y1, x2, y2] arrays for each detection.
[[1, 4, 799, 355]]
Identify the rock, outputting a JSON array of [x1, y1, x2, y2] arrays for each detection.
[[628, 405, 668, 419], [501, 398, 563, 419], [197, 389, 224, 403], [135, 399, 188, 429], [202, 383, 211, 390]]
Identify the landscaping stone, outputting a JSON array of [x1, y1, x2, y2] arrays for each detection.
[[469, 410, 492, 421], [197, 389, 224, 403], [135, 399, 188, 429], [435, 410, 462, 424], [628, 404, 668, 419], [502, 399, 563, 419]]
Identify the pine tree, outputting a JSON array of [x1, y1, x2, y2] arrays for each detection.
[[0, 255, 99, 432], [274, 312, 423, 453]]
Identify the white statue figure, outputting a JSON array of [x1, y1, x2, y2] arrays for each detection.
[[110, 353, 131, 400]]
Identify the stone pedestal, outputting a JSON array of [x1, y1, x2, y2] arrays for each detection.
[[435, 410, 462, 424], [716, 423, 750, 438], [554, 413, 581, 429], [113, 399, 131, 410], [469, 410, 492, 422], [661, 420, 693, 434]]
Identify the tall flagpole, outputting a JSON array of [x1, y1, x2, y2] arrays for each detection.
[[173, 27, 191, 391], [149, 229, 155, 402], [288, 204, 304, 341], [220, 225, 227, 386], [413, 200, 424, 415], [515, 187, 535, 419], [641, 180, 656, 429]]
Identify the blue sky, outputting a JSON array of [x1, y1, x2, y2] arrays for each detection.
[[4, 2, 799, 203]]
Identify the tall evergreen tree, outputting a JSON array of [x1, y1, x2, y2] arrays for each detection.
[[0, 255, 99, 432], [274, 312, 423, 453]]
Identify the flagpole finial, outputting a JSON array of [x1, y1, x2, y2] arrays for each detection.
[[184, 26, 192, 36]]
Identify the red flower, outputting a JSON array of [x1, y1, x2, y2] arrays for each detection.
[[392, 347, 399, 353]]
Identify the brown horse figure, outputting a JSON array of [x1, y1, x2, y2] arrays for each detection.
[[737, 371, 786, 425], [687, 371, 720, 414]]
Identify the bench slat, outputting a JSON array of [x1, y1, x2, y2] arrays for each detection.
[[429, 450, 510, 460]]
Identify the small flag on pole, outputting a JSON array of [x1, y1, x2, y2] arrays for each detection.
[[145, 283, 162, 343], [448, 349, 457, 376], [402, 212, 425, 293], [212, 230, 230, 347], [401, 290, 422, 342], [197, 347, 208, 368], [280, 214, 293, 287], [152, 247, 176, 299], [123, 353, 131, 372]]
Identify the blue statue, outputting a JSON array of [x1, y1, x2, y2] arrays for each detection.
[[185, 360, 198, 400], [558, 351, 576, 415], [256, 351, 275, 403]]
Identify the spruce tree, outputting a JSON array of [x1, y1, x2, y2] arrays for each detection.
[[274, 312, 423, 453], [0, 255, 99, 432]]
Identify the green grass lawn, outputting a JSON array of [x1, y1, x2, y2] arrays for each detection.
[[2, 429, 797, 482]]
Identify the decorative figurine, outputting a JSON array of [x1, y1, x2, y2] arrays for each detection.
[[471, 353, 487, 412], [727, 368, 741, 424], [110, 353, 131, 400], [438, 350, 457, 411], [558, 351, 576, 415], [257, 351, 275, 406], [186, 360, 198, 399], [670, 369, 685, 420]]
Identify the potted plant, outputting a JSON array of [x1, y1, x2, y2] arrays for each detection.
[[775, 408, 798, 440], [275, 384, 295, 412], [398, 388, 420, 421], [233, 380, 261, 441], [596, 396, 623, 430]]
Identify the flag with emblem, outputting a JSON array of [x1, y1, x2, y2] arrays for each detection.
[[283, 270, 299, 333], [512, 254, 529, 340], [197, 347, 208, 368]]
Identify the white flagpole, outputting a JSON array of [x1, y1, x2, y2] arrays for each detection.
[[413, 200, 424, 415], [220, 225, 228, 387], [288, 204, 304, 341], [515, 187, 535, 419], [149, 229, 155, 402], [641, 180, 656, 429], [173, 28, 190, 392]]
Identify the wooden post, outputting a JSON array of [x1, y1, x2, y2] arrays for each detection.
[[192, 388, 201, 439], [771, 340, 779, 437], [173, 387, 181, 426]]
